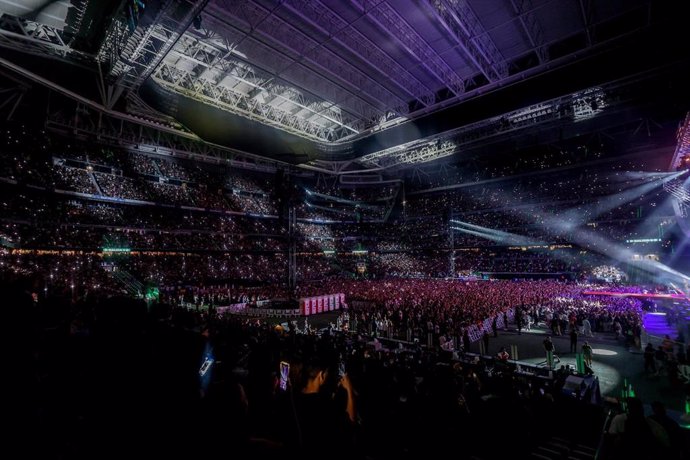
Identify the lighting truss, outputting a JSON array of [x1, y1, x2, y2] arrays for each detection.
[[670, 112, 690, 170], [571, 87, 606, 122], [307, 190, 394, 209], [400, 140, 457, 165], [151, 26, 365, 143], [662, 179, 690, 235], [665, 180, 690, 213], [506, 102, 553, 124], [359, 140, 457, 168], [350, 0, 465, 96], [0, 13, 94, 65], [358, 80, 627, 169], [358, 97, 558, 168], [339, 174, 391, 185], [97, 0, 209, 92], [424, 0, 508, 82]]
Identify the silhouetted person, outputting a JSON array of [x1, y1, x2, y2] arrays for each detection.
[[582, 341, 593, 368], [608, 397, 669, 460], [649, 401, 684, 458], [543, 336, 558, 367], [644, 343, 656, 373], [285, 358, 356, 460], [570, 327, 578, 353], [497, 347, 509, 361]]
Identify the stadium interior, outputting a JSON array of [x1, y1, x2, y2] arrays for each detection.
[[3, 1, 690, 459]]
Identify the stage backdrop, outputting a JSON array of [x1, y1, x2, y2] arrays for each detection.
[[300, 293, 346, 316]]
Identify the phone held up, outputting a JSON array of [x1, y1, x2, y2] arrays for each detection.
[[199, 356, 214, 377], [279, 361, 290, 391]]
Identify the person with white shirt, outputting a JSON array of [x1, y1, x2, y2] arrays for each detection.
[[582, 317, 593, 337]]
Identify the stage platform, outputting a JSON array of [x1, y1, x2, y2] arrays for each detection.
[[582, 291, 689, 300], [642, 312, 677, 340]]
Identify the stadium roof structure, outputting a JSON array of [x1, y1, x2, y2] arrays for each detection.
[[0, 1, 689, 173]]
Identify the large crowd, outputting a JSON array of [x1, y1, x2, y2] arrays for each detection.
[[0, 126, 677, 314], [3, 126, 689, 460], [7, 274, 683, 460], [4, 148, 654, 284], [296, 279, 644, 338]]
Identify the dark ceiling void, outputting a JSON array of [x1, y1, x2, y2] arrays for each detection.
[[0, 47, 104, 103], [140, 80, 318, 164], [66, 0, 122, 54]]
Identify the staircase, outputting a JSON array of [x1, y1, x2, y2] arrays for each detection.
[[110, 269, 144, 298], [643, 312, 677, 341], [151, 158, 164, 177], [88, 171, 103, 195], [530, 436, 596, 460]]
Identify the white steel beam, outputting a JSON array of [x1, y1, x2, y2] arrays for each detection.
[[509, 0, 548, 63], [0, 14, 95, 65], [154, 29, 363, 139], [350, 0, 465, 96], [198, 12, 379, 126], [207, 0, 406, 116], [97, 0, 209, 93], [284, 0, 435, 107], [424, 0, 508, 81]]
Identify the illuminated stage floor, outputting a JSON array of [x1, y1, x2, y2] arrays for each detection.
[[489, 326, 686, 413]]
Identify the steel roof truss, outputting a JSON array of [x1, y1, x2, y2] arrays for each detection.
[[424, 0, 508, 81], [350, 0, 465, 96]]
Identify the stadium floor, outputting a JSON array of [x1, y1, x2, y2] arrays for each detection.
[[291, 312, 687, 415]]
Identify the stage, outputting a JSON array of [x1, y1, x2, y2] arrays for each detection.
[[582, 291, 689, 301]]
